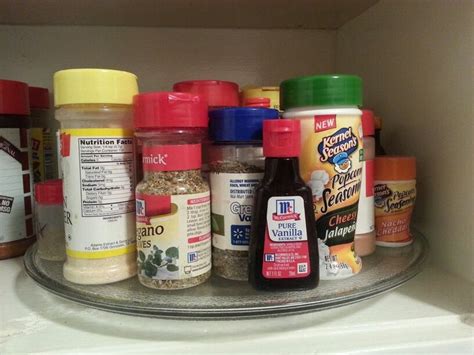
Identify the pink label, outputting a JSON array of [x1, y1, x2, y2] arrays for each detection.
[[188, 232, 211, 244], [314, 115, 337, 132], [136, 193, 171, 223], [365, 159, 374, 197], [262, 228, 310, 279], [262, 196, 310, 279], [188, 196, 210, 205], [142, 144, 201, 172]]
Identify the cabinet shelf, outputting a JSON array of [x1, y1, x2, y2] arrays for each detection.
[[24, 230, 428, 319], [0, 0, 378, 29]]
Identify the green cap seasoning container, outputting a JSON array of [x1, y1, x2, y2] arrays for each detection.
[[281, 74, 364, 280]]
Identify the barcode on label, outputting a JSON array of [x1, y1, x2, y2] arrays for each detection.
[[297, 263, 308, 274]]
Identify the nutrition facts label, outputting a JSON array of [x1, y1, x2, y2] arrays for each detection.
[[78, 137, 135, 217]]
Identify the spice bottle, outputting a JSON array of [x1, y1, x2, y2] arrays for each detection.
[[29, 86, 56, 182], [173, 80, 240, 109], [374, 116, 386, 156], [54, 69, 138, 284], [241, 86, 280, 111], [249, 119, 319, 290], [374, 157, 416, 247], [242, 97, 271, 108], [134, 92, 211, 290], [355, 110, 376, 256], [0, 79, 35, 260], [173, 80, 240, 180], [208, 107, 279, 280], [281, 74, 363, 280], [35, 179, 66, 261]]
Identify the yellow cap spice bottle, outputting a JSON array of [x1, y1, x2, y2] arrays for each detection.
[[54, 69, 138, 285]]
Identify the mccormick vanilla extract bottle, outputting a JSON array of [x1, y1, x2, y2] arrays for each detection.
[[248, 119, 319, 290]]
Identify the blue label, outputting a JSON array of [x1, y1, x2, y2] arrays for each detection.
[[231, 225, 250, 245]]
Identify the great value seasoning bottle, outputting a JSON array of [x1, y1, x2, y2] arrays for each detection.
[[54, 69, 138, 284], [0, 80, 35, 259], [208, 107, 279, 280], [374, 157, 416, 247], [249, 119, 319, 290], [29, 86, 56, 182], [355, 109, 376, 256], [134, 92, 211, 290], [281, 74, 363, 280]]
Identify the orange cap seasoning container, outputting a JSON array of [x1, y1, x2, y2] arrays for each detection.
[[374, 157, 416, 247]]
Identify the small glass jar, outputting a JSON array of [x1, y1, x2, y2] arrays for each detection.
[[208, 107, 279, 280], [35, 179, 66, 261], [29, 86, 56, 182], [0, 79, 35, 260], [134, 92, 211, 290], [54, 69, 138, 284]]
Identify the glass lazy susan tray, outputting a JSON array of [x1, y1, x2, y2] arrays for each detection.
[[24, 230, 428, 319]]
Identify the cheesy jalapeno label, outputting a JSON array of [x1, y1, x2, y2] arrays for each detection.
[[299, 114, 363, 280]]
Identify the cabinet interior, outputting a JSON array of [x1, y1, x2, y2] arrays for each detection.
[[0, 0, 472, 282]]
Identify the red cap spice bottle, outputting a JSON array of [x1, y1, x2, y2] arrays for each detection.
[[134, 92, 211, 290], [35, 179, 65, 261], [173, 80, 239, 109], [0, 79, 35, 260], [248, 119, 319, 290]]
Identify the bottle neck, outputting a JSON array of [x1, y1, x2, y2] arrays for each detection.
[[263, 157, 302, 184]]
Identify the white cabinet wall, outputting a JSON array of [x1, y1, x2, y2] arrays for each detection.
[[0, 0, 472, 352]]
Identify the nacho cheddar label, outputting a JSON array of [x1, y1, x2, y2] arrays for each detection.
[[375, 180, 416, 246], [299, 114, 363, 280]]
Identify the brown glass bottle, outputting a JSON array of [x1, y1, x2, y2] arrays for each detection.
[[248, 120, 319, 291]]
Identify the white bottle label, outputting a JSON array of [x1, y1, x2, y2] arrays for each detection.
[[0, 128, 34, 243], [210, 172, 263, 251], [356, 160, 375, 234], [136, 192, 211, 279], [60, 128, 136, 258]]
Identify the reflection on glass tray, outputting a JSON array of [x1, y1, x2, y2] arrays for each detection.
[[24, 230, 428, 319]]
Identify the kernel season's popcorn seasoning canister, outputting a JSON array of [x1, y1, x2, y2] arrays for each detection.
[[134, 92, 211, 290], [0, 80, 35, 260], [54, 69, 138, 284], [374, 156, 416, 247], [281, 75, 363, 280]]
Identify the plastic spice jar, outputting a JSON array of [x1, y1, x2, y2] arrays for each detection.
[[134, 92, 211, 290], [242, 97, 271, 108], [54, 69, 138, 284], [173, 80, 239, 109], [0, 79, 35, 260], [355, 109, 376, 256], [35, 179, 65, 261], [241, 86, 280, 111], [374, 156, 416, 247], [29, 86, 56, 182], [208, 107, 279, 280], [173, 80, 240, 180], [281, 74, 363, 280]]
